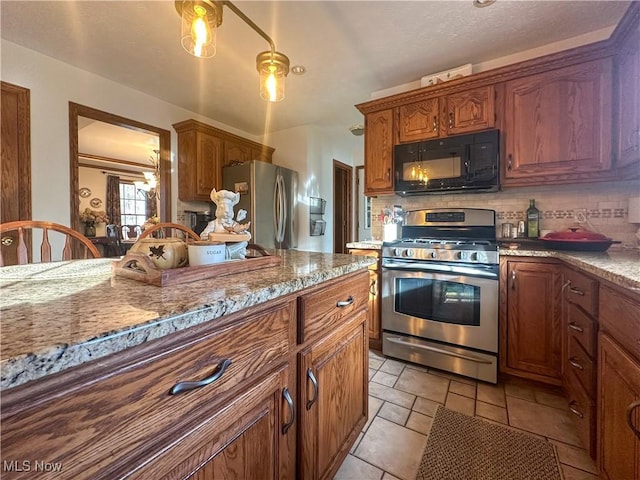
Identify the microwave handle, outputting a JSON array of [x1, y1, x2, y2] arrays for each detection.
[[464, 145, 471, 180]]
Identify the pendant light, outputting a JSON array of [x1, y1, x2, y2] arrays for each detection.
[[175, 0, 290, 102]]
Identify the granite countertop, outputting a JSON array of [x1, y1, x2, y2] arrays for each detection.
[[0, 250, 375, 390], [500, 248, 640, 291], [346, 241, 383, 250]]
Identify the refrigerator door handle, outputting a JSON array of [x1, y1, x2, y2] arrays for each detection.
[[273, 176, 280, 244], [279, 175, 287, 243]]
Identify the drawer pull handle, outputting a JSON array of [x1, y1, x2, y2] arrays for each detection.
[[336, 296, 354, 308], [169, 358, 232, 395], [626, 400, 640, 440], [282, 387, 295, 434], [568, 322, 584, 333], [569, 286, 585, 296], [568, 400, 584, 418], [306, 368, 319, 410], [569, 357, 584, 370], [369, 279, 377, 296]]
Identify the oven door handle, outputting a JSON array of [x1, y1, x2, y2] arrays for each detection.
[[382, 261, 498, 279], [386, 337, 494, 364]]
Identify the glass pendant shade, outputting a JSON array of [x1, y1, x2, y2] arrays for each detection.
[[179, 0, 221, 58], [257, 51, 290, 102]]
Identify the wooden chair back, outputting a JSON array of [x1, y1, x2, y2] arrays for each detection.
[[137, 222, 200, 243], [105, 224, 125, 257], [0, 220, 101, 266]]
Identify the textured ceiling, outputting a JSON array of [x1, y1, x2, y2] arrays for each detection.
[[1, 1, 631, 136]]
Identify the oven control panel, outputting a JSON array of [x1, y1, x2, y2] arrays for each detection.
[[383, 246, 498, 265]]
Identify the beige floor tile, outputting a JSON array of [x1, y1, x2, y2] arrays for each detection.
[[368, 368, 376, 381], [369, 358, 384, 370], [333, 454, 384, 480], [445, 392, 475, 416], [477, 382, 506, 407], [504, 380, 536, 401], [412, 396, 440, 417], [354, 417, 427, 480], [475, 400, 508, 424], [550, 440, 597, 475], [405, 411, 434, 435], [506, 396, 583, 446], [379, 359, 406, 375], [428, 368, 477, 385], [404, 363, 428, 373], [369, 350, 385, 361], [371, 370, 398, 387], [350, 432, 364, 454], [382, 474, 401, 480], [394, 368, 449, 403], [535, 389, 569, 410], [369, 381, 416, 409], [364, 396, 384, 432], [560, 464, 599, 480], [378, 402, 410, 425], [449, 380, 476, 398]]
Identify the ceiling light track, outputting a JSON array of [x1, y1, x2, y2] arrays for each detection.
[[175, 0, 290, 102]]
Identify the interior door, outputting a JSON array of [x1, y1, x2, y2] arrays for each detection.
[[333, 160, 352, 253], [1, 82, 31, 265]]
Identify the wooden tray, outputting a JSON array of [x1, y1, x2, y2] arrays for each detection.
[[112, 248, 281, 287]]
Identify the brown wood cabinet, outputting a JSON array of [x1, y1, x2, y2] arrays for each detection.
[[615, 3, 640, 171], [598, 285, 640, 480], [173, 119, 274, 202], [364, 109, 394, 196], [398, 86, 495, 143], [0, 270, 370, 480], [561, 267, 599, 457], [499, 257, 563, 385], [502, 58, 613, 185], [347, 248, 381, 350]]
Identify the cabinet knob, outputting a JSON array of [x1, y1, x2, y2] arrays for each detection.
[[568, 400, 584, 418], [568, 322, 584, 333], [568, 357, 584, 371]]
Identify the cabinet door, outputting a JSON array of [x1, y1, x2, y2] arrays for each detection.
[[598, 333, 640, 480], [367, 267, 381, 350], [503, 58, 613, 182], [135, 365, 295, 480], [444, 86, 495, 135], [616, 19, 640, 170], [224, 139, 252, 167], [364, 110, 394, 195], [299, 312, 368, 480], [398, 98, 440, 142], [178, 130, 223, 201], [503, 259, 562, 383]]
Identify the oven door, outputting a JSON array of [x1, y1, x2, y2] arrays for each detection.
[[381, 258, 498, 353]]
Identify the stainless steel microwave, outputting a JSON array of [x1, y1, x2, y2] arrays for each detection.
[[394, 129, 499, 195]]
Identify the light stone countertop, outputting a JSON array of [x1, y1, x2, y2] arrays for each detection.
[[499, 248, 640, 291], [346, 241, 383, 250], [0, 250, 375, 390]]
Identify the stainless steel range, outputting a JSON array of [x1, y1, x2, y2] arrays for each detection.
[[381, 208, 499, 383]]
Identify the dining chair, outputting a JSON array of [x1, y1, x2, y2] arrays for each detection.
[[137, 222, 201, 242], [0, 220, 101, 266], [104, 224, 125, 257]]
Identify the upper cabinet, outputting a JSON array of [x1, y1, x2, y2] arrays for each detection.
[[173, 119, 274, 202], [398, 86, 495, 142], [364, 109, 395, 196], [502, 58, 613, 185]]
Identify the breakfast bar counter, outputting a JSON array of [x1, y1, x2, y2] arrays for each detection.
[[0, 249, 375, 390]]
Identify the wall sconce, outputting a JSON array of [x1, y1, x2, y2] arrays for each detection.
[[175, 0, 290, 102]]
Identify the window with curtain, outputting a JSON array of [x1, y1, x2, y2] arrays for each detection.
[[119, 182, 147, 226]]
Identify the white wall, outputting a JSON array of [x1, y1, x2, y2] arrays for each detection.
[[1, 40, 262, 227]]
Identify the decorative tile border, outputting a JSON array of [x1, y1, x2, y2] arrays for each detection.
[[497, 208, 628, 221]]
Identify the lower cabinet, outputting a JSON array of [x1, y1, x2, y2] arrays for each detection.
[[500, 257, 563, 384], [299, 311, 368, 480], [347, 248, 382, 350]]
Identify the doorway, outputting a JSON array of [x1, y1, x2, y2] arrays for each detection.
[[333, 160, 353, 253]]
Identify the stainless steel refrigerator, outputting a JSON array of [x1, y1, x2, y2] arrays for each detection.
[[222, 160, 298, 249]]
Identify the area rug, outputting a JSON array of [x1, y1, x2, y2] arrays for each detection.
[[415, 406, 562, 480]]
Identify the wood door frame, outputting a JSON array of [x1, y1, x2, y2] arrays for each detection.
[[333, 159, 353, 253], [1, 81, 32, 223], [69, 102, 172, 233]]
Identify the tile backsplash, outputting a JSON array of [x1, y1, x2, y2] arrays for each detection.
[[370, 180, 640, 248]]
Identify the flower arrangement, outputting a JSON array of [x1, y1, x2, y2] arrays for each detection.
[[79, 208, 109, 224]]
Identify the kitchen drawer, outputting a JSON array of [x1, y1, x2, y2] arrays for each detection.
[[563, 268, 598, 317], [298, 270, 369, 344], [567, 336, 596, 398], [566, 301, 597, 358], [565, 368, 595, 455], [0, 300, 295, 480], [599, 285, 640, 361]]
